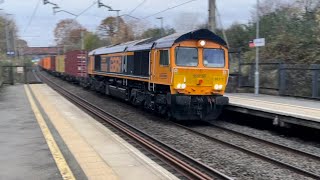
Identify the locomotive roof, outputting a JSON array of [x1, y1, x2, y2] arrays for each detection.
[[89, 29, 226, 56]]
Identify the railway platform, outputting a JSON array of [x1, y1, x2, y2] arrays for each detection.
[[0, 84, 62, 179], [0, 84, 178, 180], [226, 93, 320, 129]]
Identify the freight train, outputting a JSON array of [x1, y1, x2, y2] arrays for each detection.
[[39, 29, 229, 121]]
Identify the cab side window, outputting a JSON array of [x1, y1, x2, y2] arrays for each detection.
[[159, 50, 169, 66], [94, 55, 101, 71]]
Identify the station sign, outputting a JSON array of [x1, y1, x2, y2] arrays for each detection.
[[6, 51, 15, 56], [253, 38, 265, 47]]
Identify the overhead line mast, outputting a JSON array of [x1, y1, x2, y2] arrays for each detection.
[[97, 0, 120, 32], [208, 0, 216, 32]]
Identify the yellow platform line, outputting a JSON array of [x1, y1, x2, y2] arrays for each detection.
[[24, 85, 75, 180]]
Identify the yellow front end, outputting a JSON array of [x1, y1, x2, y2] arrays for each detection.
[[169, 39, 229, 96], [163, 39, 229, 121], [172, 68, 228, 95]]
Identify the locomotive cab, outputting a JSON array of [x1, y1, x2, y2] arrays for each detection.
[[171, 39, 229, 96], [151, 30, 230, 120]]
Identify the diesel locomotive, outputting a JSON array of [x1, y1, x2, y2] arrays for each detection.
[[85, 29, 229, 120], [40, 29, 229, 121]]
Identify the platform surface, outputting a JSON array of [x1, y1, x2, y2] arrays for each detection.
[[226, 93, 320, 123], [0, 85, 61, 179], [29, 84, 178, 180]]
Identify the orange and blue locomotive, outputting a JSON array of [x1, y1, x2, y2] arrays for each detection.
[[85, 29, 229, 121], [39, 29, 229, 120]]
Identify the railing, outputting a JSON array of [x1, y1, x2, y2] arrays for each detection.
[[0, 64, 3, 87], [228, 62, 320, 99], [1, 65, 28, 85]]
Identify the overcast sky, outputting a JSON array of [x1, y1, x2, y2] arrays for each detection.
[[1, 0, 257, 47]]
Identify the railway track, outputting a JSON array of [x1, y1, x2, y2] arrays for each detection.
[[38, 72, 234, 180], [176, 123, 320, 179], [211, 123, 320, 161]]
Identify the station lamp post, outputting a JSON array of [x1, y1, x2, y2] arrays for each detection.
[[255, 0, 260, 95]]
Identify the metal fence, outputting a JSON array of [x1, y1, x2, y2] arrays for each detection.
[[0, 64, 3, 87], [238, 63, 281, 90], [0, 65, 42, 86], [279, 64, 320, 98], [233, 63, 320, 99]]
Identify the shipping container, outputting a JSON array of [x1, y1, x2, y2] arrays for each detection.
[[65, 50, 87, 78], [39, 58, 43, 68], [43, 57, 51, 70], [49, 56, 56, 71], [55, 55, 65, 73]]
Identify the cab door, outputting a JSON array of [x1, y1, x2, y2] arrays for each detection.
[[152, 49, 171, 85]]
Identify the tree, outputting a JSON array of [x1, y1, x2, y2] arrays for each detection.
[[218, 0, 320, 64], [54, 19, 86, 51], [124, 19, 149, 39], [0, 15, 19, 54], [16, 39, 28, 48], [98, 17, 118, 40], [98, 16, 134, 44], [16, 39, 28, 57], [140, 27, 176, 39], [216, 23, 250, 50], [84, 32, 105, 51]]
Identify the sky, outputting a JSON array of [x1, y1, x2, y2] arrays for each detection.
[[1, 0, 257, 47]]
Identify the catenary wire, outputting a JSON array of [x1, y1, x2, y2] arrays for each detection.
[[128, 0, 147, 15], [141, 0, 197, 19], [24, 0, 41, 33]]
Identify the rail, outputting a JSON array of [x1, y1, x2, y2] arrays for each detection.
[[175, 123, 320, 179], [210, 124, 320, 161]]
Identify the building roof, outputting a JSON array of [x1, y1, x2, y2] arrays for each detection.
[[89, 29, 227, 56]]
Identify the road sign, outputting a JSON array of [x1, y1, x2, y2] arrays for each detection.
[[253, 38, 265, 47]]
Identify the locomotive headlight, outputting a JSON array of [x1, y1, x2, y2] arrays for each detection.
[[198, 40, 206, 47], [214, 84, 223, 90], [176, 83, 186, 89]]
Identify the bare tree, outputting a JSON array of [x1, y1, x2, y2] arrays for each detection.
[[124, 19, 149, 39], [54, 19, 86, 51], [98, 16, 134, 44], [0, 15, 19, 56]]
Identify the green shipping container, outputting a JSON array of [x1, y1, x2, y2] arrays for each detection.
[[55, 55, 65, 73]]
